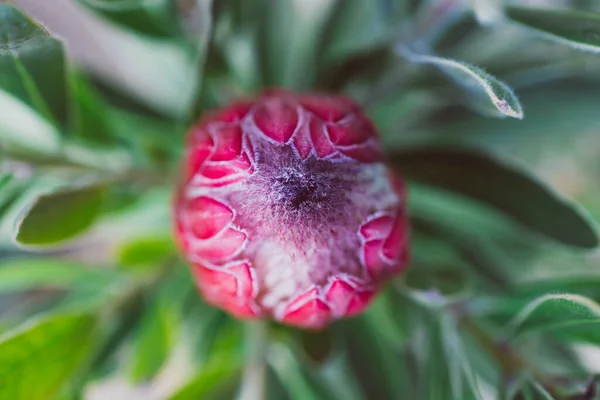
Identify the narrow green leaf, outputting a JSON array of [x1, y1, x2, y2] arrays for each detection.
[[412, 216, 513, 290], [0, 258, 119, 292], [175, 0, 213, 122], [15, 185, 106, 246], [362, 293, 407, 351], [169, 356, 242, 400], [530, 380, 556, 400], [78, 0, 182, 38], [268, 343, 338, 400], [321, 0, 401, 65], [0, 90, 62, 154], [398, 46, 523, 119], [258, 0, 336, 88], [68, 72, 119, 145], [419, 318, 453, 399], [317, 354, 365, 400], [344, 316, 414, 399], [506, 6, 600, 53], [506, 294, 600, 344], [0, 4, 69, 129], [0, 176, 29, 220], [117, 234, 176, 269], [390, 147, 599, 248], [127, 269, 187, 383], [0, 312, 97, 400], [402, 265, 473, 307], [440, 317, 485, 400], [128, 301, 177, 382]]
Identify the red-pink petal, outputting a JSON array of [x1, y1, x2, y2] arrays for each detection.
[[201, 163, 241, 180], [382, 217, 406, 261], [360, 215, 394, 241], [195, 264, 237, 297], [186, 196, 233, 240], [211, 125, 243, 161], [228, 262, 254, 298], [299, 95, 356, 122], [325, 279, 354, 317], [363, 239, 385, 276], [197, 228, 246, 261], [309, 118, 336, 158], [254, 100, 298, 143], [293, 131, 312, 160], [216, 101, 251, 123], [338, 142, 381, 163], [283, 288, 331, 329], [346, 290, 375, 316], [327, 117, 374, 147]]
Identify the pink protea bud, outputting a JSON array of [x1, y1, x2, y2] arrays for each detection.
[[174, 89, 410, 329]]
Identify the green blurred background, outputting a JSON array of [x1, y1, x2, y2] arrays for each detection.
[[2, 0, 600, 399]]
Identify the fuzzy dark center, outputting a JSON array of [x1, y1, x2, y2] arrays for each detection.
[[275, 170, 329, 211], [234, 145, 360, 235]]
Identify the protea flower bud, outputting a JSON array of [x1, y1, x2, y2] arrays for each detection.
[[174, 89, 409, 329]]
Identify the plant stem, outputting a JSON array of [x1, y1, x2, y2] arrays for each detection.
[[238, 320, 269, 400], [460, 315, 524, 376]]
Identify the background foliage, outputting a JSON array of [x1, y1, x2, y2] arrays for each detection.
[[2, 0, 600, 398]]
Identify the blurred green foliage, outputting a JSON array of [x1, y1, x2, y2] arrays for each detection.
[[2, 0, 600, 399]]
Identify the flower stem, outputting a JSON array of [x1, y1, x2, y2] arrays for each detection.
[[238, 320, 269, 400]]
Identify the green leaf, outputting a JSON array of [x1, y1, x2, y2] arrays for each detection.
[[78, 0, 182, 38], [127, 268, 187, 382], [529, 380, 557, 400], [439, 317, 485, 400], [0, 312, 97, 400], [0, 258, 120, 293], [179, 0, 214, 122], [307, 348, 365, 400], [505, 6, 600, 53], [117, 234, 176, 269], [0, 4, 69, 129], [401, 265, 473, 307], [128, 300, 178, 382], [506, 294, 600, 344], [398, 46, 523, 119], [391, 147, 599, 248], [0, 175, 29, 221], [68, 72, 118, 145], [412, 216, 513, 290], [344, 316, 415, 399], [106, 107, 184, 165], [268, 342, 338, 400], [169, 356, 242, 400], [258, 0, 336, 88], [321, 0, 401, 65], [362, 292, 407, 351], [15, 184, 107, 246]]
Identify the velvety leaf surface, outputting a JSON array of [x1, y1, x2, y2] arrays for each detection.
[[117, 234, 176, 269], [0, 312, 97, 400], [321, 0, 401, 65], [398, 46, 523, 119], [0, 258, 119, 292], [391, 147, 599, 248], [127, 269, 187, 382], [15, 185, 106, 246], [169, 356, 242, 400], [268, 342, 339, 400], [77, 0, 182, 38], [506, 294, 600, 344], [506, 6, 600, 53], [258, 0, 336, 88], [0, 4, 68, 129]]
